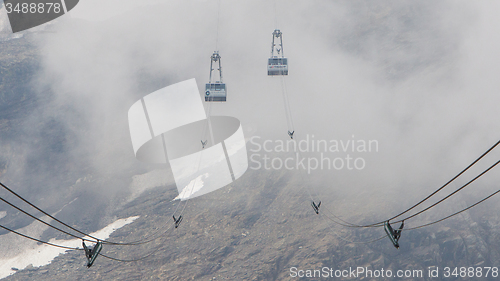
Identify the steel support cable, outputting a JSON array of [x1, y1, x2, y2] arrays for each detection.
[[0, 221, 172, 263], [126, 152, 205, 247], [167, 107, 214, 232], [115, 141, 209, 247], [200, 102, 213, 144], [201, 98, 215, 144], [282, 78, 293, 130], [0, 223, 81, 250], [292, 146, 352, 239], [280, 76, 294, 132], [110, 124, 225, 261], [316, 194, 386, 228], [173, 136, 208, 222], [0, 196, 100, 243], [272, 0, 292, 132], [404, 188, 500, 231], [1, 218, 174, 264], [277, 59, 324, 210], [291, 177, 382, 243], [268, 15, 373, 241], [132, 182, 191, 246], [279, 77, 293, 133], [162, 0, 227, 257], [101, 187, 186, 246], [102, 194, 224, 263], [273, 0, 278, 29], [0, 104, 220, 258], [1, 154, 203, 259], [284, 138, 318, 202], [100, 207, 180, 247], [0, 181, 111, 243], [318, 140, 500, 228], [320, 204, 366, 227], [0, 181, 176, 246], [323, 158, 500, 229], [206, 0, 220, 140], [215, 0, 221, 51], [319, 185, 500, 246], [382, 140, 500, 224], [392, 159, 500, 225], [100, 248, 161, 263], [0, 179, 189, 260], [99, 224, 176, 262], [322, 188, 500, 241], [319, 212, 387, 244], [0, 222, 159, 265]]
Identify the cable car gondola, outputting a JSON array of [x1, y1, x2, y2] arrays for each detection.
[[268, 29, 288, 76], [205, 51, 226, 102]]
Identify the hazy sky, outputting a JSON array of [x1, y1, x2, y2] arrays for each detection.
[[1, 0, 500, 239]]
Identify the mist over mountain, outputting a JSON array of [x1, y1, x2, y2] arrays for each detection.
[[0, 0, 499, 280]]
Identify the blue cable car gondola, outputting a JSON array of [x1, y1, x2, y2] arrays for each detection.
[[268, 29, 288, 76], [205, 51, 226, 102]]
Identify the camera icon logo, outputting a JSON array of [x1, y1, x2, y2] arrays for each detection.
[[128, 79, 248, 200]]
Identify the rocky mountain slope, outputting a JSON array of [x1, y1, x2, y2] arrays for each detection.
[[2, 164, 500, 281]]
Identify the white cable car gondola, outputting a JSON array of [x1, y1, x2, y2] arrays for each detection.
[[205, 51, 226, 102], [268, 29, 288, 76]]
